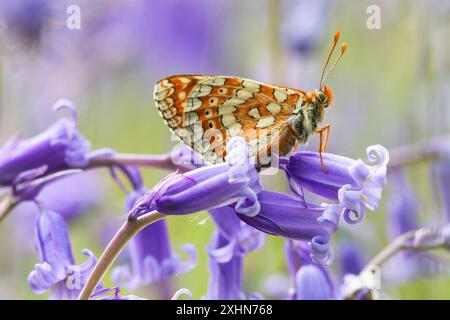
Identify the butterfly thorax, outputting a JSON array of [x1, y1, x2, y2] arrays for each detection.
[[290, 87, 332, 144]]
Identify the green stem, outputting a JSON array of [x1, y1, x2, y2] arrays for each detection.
[[345, 226, 448, 299], [361, 230, 417, 272], [86, 153, 195, 173], [0, 196, 18, 224], [77, 211, 166, 300], [388, 136, 450, 168]]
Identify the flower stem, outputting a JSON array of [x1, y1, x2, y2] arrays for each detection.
[[362, 230, 417, 271], [77, 210, 166, 300], [345, 226, 448, 299], [0, 196, 18, 224], [87, 153, 196, 173], [388, 136, 450, 168]]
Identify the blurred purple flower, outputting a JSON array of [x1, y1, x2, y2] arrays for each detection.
[[386, 170, 440, 281], [13, 171, 103, 221], [338, 241, 365, 278], [130, 137, 261, 217], [282, 0, 330, 55], [0, 100, 90, 187], [295, 264, 336, 300], [284, 240, 337, 300], [205, 207, 264, 300], [282, 145, 389, 225], [0, 0, 49, 48], [112, 166, 197, 298], [81, 0, 226, 76], [436, 159, 450, 221], [387, 170, 420, 238], [27, 209, 98, 299], [237, 191, 334, 264]]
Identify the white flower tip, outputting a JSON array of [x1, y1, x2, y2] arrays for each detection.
[[53, 99, 78, 122], [225, 137, 249, 165], [52, 99, 76, 112], [366, 145, 389, 168], [171, 288, 193, 300]]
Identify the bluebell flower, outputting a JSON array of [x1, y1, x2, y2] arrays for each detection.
[[0, 100, 91, 187], [436, 159, 450, 221], [386, 170, 438, 281], [387, 170, 420, 238], [205, 207, 264, 300], [284, 240, 337, 300], [295, 264, 336, 300], [338, 241, 365, 278], [0, 0, 49, 48], [237, 191, 334, 264], [112, 167, 197, 298], [13, 171, 104, 222], [27, 209, 98, 300], [282, 0, 330, 55], [129, 137, 261, 217], [281, 145, 389, 225]]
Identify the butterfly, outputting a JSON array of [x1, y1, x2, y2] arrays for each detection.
[[153, 32, 346, 169]]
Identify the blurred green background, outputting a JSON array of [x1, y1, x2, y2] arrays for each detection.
[[0, 0, 449, 299]]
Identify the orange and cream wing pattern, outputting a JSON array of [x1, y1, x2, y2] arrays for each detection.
[[153, 75, 306, 164]]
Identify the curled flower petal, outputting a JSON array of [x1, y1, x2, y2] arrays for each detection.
[[310, 236, 334, 265], [171, 288, 193, 300], [27, 262, 60, 294]]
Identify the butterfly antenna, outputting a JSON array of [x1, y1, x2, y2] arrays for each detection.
[[320, 31, 340, 89], [322, 42, 347, 85]]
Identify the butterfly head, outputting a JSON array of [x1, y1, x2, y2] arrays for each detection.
[[309, 86, 333, 122], [318, 85, 333, 108]]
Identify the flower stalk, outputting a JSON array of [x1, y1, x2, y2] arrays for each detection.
[[0, 195, 18, 224], [388, 136, 450, 168], [77, 210, 166, 300], [343, 224, 450, 299]]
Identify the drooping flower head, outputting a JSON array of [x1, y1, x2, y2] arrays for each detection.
[[338, 241, 365, 278], [129, 137, 261, 217], [205, 206, 264, 300], [284, 240, 337, 300], [282, 145, 389, 226], [27, 209, 98, 299], [237, 191, 335, 264], [295, 264, 336, 300], [0, 100, 91, 188]]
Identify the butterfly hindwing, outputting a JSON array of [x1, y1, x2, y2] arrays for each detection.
[[154, 75, 306, 164]]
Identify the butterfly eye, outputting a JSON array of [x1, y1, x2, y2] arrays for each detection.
[[318, 92, 327, 103]]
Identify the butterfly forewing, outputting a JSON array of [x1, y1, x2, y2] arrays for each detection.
[[154, 75, 306, 164]]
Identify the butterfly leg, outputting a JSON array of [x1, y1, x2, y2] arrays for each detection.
[[291, 140, 300, 154], [314, 124, 330, 172]]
